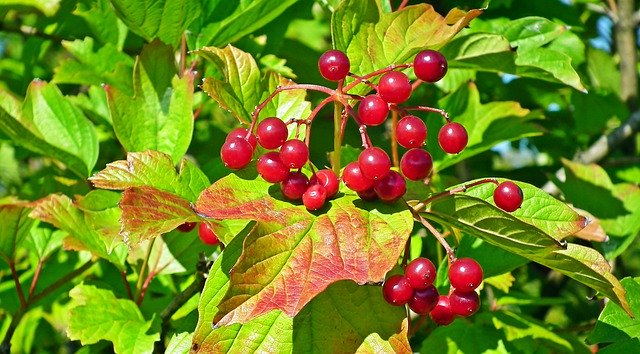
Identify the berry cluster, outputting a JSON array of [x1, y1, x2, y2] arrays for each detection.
[[383, 257, 483, 326], [177, 222, 220, 246]]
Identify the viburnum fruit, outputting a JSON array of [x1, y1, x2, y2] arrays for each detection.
[[449, 258, 483, 292], [198, 223, 220, 245], [382, 274, 413, 306], [310, 169, 340, 198], [257, 117, 288, 149], [400, 148, 433, 181], [257, 152, 289, 183], [279, 139, 309, 169], [358, 147, 391, 180], [396, 115, 427, 148], [413, 50, 448, 83], [221, 137, 254, 170], [377, 71, 412, 104], [373, 170, 406, 202], [226, 127, 257, 149], [358, 95, 389, 126], [449, 290, 480, 317], [430, 295, 455, 325], [318, 49, 350, 81], [177, 222, 196, 232], [280, 171, 309, 200], [302, 184, 327, 211], [342, 162, 374, 192], [405, 257, 437, 289], [357, 188, 378, 201], [493, 181, 524, 212], [408, 285, 439, 315], [438, 122, 468, 154]]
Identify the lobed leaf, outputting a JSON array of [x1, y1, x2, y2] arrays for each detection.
[[0, 202, 36, 263]]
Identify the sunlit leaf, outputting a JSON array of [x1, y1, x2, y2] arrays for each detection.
[[0, 202, 36, 263]]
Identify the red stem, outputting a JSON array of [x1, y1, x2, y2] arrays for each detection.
[[27, 259, 44, 301], [343, 63, 412, 92], [401, 236, 412, 267], [397, 0, 410, 11], [399, 105, 450, 122], [413, 178, 499, 213], [391, 110, 399, 167], [137, 271, 156, 306], [121, 270, 134, 300], [9, 259, 27, 308]]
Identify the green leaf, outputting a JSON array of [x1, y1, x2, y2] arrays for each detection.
[[501, 17, 568, 51], [109, 0, 201, 46], [515, 47, 586, 92], [68, 283, 159, 354], [588, 277, 640, 344], [0, 202, 36, 263], [74, 0, 127, 48], [194, 171, 413, 326], [0, 82, 99, 177], [166, 332, 192, 354], [0, 0, 60, 16], [107, 42, 195, 163], [23, 228, 64, 261]]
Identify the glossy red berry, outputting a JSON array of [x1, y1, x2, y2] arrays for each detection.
[[408, 285, 439, 315], [357, 188, 378, 201], [342, 162, 374, 192], [358, 95, 389, 126], [279, 139, 309, 169], [400, 148, 433, 181], [430, 295, 455, 326], [310, 169, 340, 198], [221, 137, 254, 170], [493, 181, 524, 212], [449, 258, 483, 292], [405, 257, 437, 289], [257, 117, 288, 149], [257, 152, 289, 183], [280, 171, 309, 200], [303, 184, 327, 211], [382, 274, 413, 306], [449, 290, 480, 317], [318, 50, 350, 81], [396, 115, 427, 148], [377, 71, 412, 104], [438, 122, 468, 154], [177, 222, 196, 232], [373, 170, 406, 203], [413, 50, 448, 83], [198, 223, 220, 245], [358, 147, 391, 180], [226, 127, 257, 149]]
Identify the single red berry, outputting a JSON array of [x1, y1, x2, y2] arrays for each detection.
[[342, 161, 374, 192], [318, 49, 350, 81], [257, 152, 289, 183], [279, 139, 309, 169], [396, 115, 427, 148], [400, 148, 433, 181], [221, 137, 254, 170], [429, 295, 455, 325], [493, 181, 524, 212], [257, 117, 288, 149], [405, 257, 437, 290], [177, 222, 196, 232], [358, 147, 391, 180], [303, 184, 327, 211], [449, 290, 480, 317], [198, 223, 220, 245], [377, 71, 412, 104], [280, 171, 309, 200], [310, 169, 340, 198], [382, 274, 413, 306], [438, 122, 468, 154], [357, 187, 378, 201], [226, 127, 257, 149], [358, 95, 389, 126], [414, 50, 448, 83], [449, 258, 483, 292], [373, 170, 406, 203], [408, 285, 439, 315]]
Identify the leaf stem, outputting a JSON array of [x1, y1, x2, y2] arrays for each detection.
[[136, 238, 155, 299], [27, 259, 44, 301], [9, 259, 26, 309], [343, 64, 411, 92], [412, 178, 499, 213], [121, 270, 134, 300]]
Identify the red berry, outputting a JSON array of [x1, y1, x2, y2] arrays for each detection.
[[226, 127, 257, 149], [382, 274, 413, 306], [358, 147, 391, 180], [405, 257, 437, 289], [438, 122, 468, 154], [396, 115, 426, 148], [177, 222, 196, 232], [318, 50, 350, 81], [430, 295, 455, 325], [373, 170, 406, 203], [413, 50, 448, 83], [449, 258, 483, 292], [408, 285, 439, 315], [400, 148, 433, 181], [257, 152, 289, 183], [493, 181, 524, 212], [341, 162, 374, 192], [357, 188, 378, 201], [358, 95, 389, 126], [310, 169, 340, 198], [449, 290, 480, 317], [378, 71, 412, 104], [303, 184, 327, 211], [280, 171, 309, 200], [221, 137, 254, 170], [257, 117, 288, 149], [198, 223, 220, 245], [279, 139, 309, 169]]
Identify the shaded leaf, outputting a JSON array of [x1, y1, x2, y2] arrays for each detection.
[[0, 0, 60, 16], [74, 0, 127, 48], [588, 277, 640, 344], [0, 202, 36, 263], [501, 16, 568, 51]]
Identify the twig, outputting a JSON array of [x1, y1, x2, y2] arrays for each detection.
[[27, 259, 44, 301], [121, 271, 134, 300], [9, 259, 26, 309]]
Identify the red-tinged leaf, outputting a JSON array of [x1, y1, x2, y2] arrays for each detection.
[[194, 172, 413, 326], [0, 202, 36, 263], [119, 186, 196, 246], [572, 208, 608, 242]]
